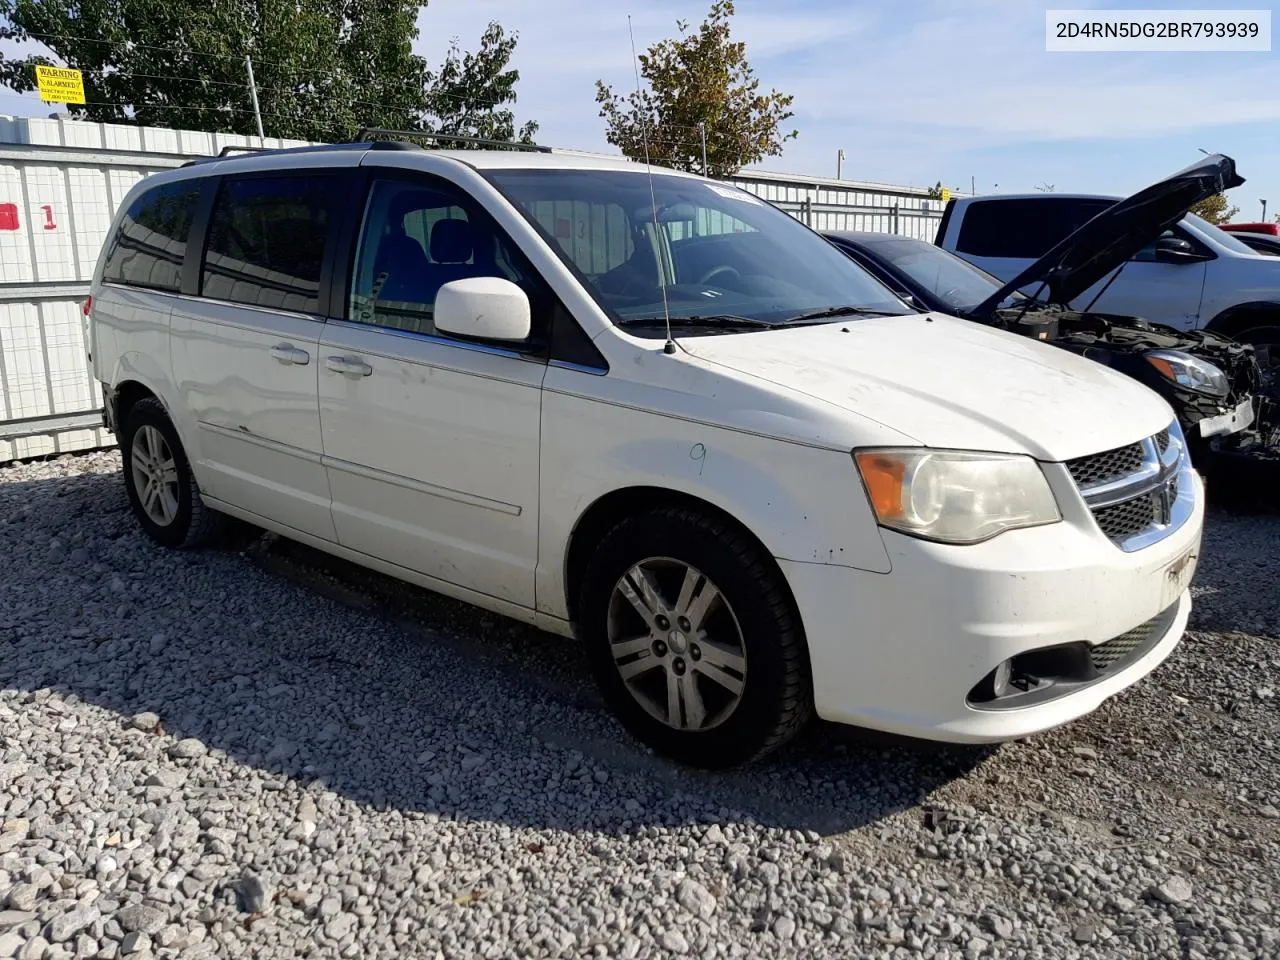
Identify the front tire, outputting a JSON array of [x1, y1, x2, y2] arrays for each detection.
[[579, 507, 813, 768], [120, 398, 227, 548]]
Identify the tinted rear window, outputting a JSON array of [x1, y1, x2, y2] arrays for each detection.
[[201, 175, 335, 314], [955, 198, 1113, 258], [102, 180, 202, 292]]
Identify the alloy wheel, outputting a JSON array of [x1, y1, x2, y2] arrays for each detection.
[[606, 557, 748, 731], [130, 425, 181, 527]]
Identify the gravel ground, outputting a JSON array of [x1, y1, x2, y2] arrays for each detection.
[[0, 450, 1277, 960]]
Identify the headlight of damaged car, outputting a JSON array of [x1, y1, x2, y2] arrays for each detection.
[[855, 449, 1061, 544], [1144, 349, 1230, 398]]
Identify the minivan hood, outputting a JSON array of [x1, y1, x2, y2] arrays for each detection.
[[971, 153, 1245, 315], [680, 314, 1173, 461]]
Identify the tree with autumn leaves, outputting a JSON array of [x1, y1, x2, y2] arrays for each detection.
[[595, 1, 798, 178], [1189, 193, 1240, 225]]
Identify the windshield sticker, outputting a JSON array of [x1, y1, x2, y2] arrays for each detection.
[[706, 184, 765, 205]]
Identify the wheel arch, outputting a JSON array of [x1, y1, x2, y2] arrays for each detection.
[[1205, 300, 1280, 340], [110, 379, 159, 431], [563, 485, 796, 629]]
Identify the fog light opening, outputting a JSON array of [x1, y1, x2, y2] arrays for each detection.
[[992, 659, 1012, 698]]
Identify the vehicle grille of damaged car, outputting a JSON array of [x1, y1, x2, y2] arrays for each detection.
[[987, 302, 1265, 446]]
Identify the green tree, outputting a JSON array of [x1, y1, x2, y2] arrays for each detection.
[[926, 181, 944, 200], [0, 0, 536, 143], [422, 22, 538, 145], [595, 0, 796, 177], [1189, 192, 1240, 225]]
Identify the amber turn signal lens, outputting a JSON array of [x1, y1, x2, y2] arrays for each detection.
[[1145, 355, 1176, 381], [855, 451, 906, 521]]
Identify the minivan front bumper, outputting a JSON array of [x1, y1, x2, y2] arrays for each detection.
[[782, 468, 1204, 743]]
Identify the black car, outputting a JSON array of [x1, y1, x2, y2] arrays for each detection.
[[823, 229, 1266, 460]]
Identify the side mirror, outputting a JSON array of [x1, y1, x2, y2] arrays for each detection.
[[1153, 236, 1203, 264], [434, 277, 531, 342]]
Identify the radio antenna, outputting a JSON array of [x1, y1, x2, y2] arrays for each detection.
[[628, 14, 676, 355]]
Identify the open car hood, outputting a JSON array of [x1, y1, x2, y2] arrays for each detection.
[[970, 154, 1244, 316]]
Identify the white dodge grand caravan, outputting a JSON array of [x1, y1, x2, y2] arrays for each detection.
[[87, 140, 1204, 767]]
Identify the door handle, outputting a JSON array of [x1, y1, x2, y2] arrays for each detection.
[[326, 355, 373, 377], [269, 344, 310, 366]]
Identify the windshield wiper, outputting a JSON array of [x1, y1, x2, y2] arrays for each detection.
[[617, 314, 774, 329], [780, 305, 901, 323]]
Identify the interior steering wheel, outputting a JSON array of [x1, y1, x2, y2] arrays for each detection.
[[698, 265, 741, 287]]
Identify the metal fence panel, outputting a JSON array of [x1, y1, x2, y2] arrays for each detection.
[[728, 170, 950, 241], [0, 115, 321, 461]]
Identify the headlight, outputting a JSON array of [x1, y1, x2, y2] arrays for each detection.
[[1145, 349, 1229, 398], [854, 449, 1061, 544]]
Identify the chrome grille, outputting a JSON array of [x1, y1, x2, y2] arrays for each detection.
[[1066, 443, 1144, 488], [1094, 492, 1158, 541], [1067, 422, 1188, 551]]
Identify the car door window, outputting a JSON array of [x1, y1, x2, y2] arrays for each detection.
[[956, 198, 1112, 258], [201, 175, 336, 314], [103, 180, 203, 292], [349, 178, 545, 340]]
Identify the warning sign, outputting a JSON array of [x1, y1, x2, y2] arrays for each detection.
[[35, 66, 85, 105]]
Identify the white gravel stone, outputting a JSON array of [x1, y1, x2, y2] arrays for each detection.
[[167, 739, 206, 760], [127, 713, 160, 733], [675, 878, 716, 919], [659, 929, 689, 954], [1153, 877, 1194, 904]]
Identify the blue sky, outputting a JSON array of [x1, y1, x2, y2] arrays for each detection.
[[3, 0, 1279, 215]]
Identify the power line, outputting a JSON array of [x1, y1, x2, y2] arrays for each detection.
[[14, 30, 323, 70], [0, 90, 354, 134], [13, 30, 709, 129]]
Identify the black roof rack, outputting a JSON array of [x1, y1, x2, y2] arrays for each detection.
[[217, 144, 270, 157], [355, 127, 552, 153], [181, 142, 373, 167]]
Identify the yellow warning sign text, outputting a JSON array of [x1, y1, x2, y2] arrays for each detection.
[[35, 66, 86, 105]]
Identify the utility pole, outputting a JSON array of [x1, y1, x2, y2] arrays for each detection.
[[837, 149, 845, 180], [699, 122, 708, 176], [971, 175, 975, 196], [245, 56, 265, 142]]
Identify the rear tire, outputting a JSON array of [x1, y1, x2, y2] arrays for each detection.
[[579, 506, 813, 768], [120, 397, 228, 548]]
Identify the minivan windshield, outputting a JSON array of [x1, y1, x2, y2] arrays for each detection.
[[862, 236, 1027, 312], [484, 168, 913, 329]]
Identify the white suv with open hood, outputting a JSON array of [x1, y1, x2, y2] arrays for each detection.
[[87, 139, 1204, 766]]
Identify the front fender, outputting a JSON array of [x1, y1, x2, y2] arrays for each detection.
[[535, 388, 892, 621]]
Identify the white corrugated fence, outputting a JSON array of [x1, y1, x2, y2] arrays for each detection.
[[0, 115, 315, 460]]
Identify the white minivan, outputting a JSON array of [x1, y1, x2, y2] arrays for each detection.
[[88, 140, 1204, 766]]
